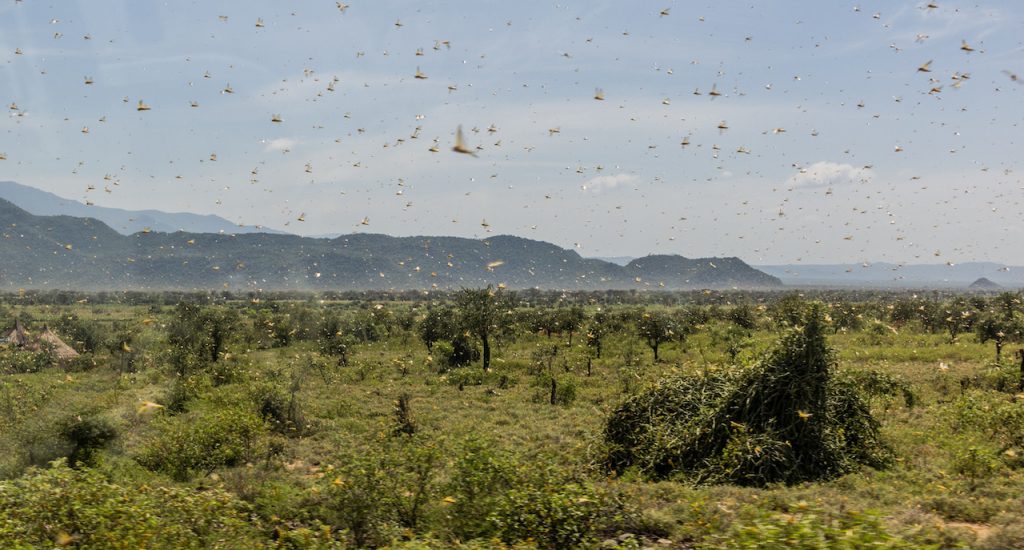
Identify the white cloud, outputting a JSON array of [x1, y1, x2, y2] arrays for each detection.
[[582, 173, 637, 192], [263, 138, 297, 152], [789, 162, 873, 189]]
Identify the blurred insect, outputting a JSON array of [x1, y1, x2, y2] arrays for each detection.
[[452, 125, 477, 156], [137, 401, 165, 415]]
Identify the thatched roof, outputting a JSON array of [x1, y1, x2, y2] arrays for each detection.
[[35, 326, 80, 360], [1, 320, 29, 347]]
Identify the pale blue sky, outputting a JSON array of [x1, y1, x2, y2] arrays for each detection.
[[1, 1, 1022, 264]]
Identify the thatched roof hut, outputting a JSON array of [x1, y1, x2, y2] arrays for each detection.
[[35, 326, 80, 360], [1, 320, 30, 347], [2, 321, 80, 361]]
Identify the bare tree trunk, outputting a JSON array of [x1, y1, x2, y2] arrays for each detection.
[[482, 335, 491, 371]]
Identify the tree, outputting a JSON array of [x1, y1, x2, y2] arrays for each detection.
[[941, 298, 976, 343], [585, 309, 611, 359], [635, 310, 684, 362], [556, 306, 586, 345], [166, 303, 238, 374], [318, 313, 353, 366], [416, 305, 455, 352], [455, 286, 517, 371], [976, 310, 1024, 363]]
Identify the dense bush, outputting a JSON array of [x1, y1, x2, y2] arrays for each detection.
[[0, 350, 52, 374], [604, 304, 891, 485], [57, 413, 117, 468], [136, 408, 266, 481], [0, 461, 266, 548]]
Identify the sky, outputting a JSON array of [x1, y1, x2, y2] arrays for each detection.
[[1, 0, 1023, 265]]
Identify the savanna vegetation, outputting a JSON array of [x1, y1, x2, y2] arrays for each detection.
[[1, 288, 1024, 548]]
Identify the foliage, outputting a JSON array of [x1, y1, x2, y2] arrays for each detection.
[[53, 312, 104, 354], [455, 286, 518, 370], [166, 303, 238, 374], [490, 477, 608, 549], [317, 313, 353, 365], [136, 407, 266, 481], [634, 309, 688, 362], [57, 413, 117, 468], [0, 350, 51, 374], [708, 506, 911, 549], [0, 460, 266, 549], [604, 304, 890, 485]]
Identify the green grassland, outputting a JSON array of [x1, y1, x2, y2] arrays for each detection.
[[1, 290, 1023, 548]]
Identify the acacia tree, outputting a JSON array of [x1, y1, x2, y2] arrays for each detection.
[[318, 313, 353, 366], [166, 303, 238, 374], [417, 305, 456, 352], [455, 286, 517, 371], [636, 310, 685, 362], [585, 309, 611, 359], [557, 306, 587, 345], [976, 310, 1024, 363]]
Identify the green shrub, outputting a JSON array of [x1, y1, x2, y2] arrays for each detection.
[[0, 351, 51, 374], [251, 382, 306, 436], [61, 353, 99, 373], [58, 414, 117, 468], [947, 390, 1024, 451], [0, 460, 265, 548], [489, 475, 608, 549], [443, 438, 518, 540], [531, 372, 578, 406], [311, 438, 444, 547], [604, 304, 890, 485], [708, 507, 911, 549], [952, 446, 1002, 489], [433, 337, 478, 370], [163, 374, 211, 413], [847, 369, 916, 409], [136, 408, 265, 481], [313, 454, 398, 547]]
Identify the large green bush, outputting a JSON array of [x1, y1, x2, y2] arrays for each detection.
[[604, 304, 891, 485], [136, 408, 266, 481]]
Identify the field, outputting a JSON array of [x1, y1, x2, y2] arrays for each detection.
[[1, 289, 1023, 549]]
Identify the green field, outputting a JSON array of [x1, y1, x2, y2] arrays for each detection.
[[1, 289, 1023, 549]]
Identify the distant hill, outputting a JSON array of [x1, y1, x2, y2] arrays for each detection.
[[628, 255, 782, 288], [758, 263, 1024, 288], [969, 277, 1002, 290], [0, 181, 285, 236], [0, 199, 781, 291]]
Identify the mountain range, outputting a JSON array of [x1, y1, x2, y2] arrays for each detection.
[[2, 181, 1015, 290], [0, 197, 780, 291], [0, 181, 283, 236]]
